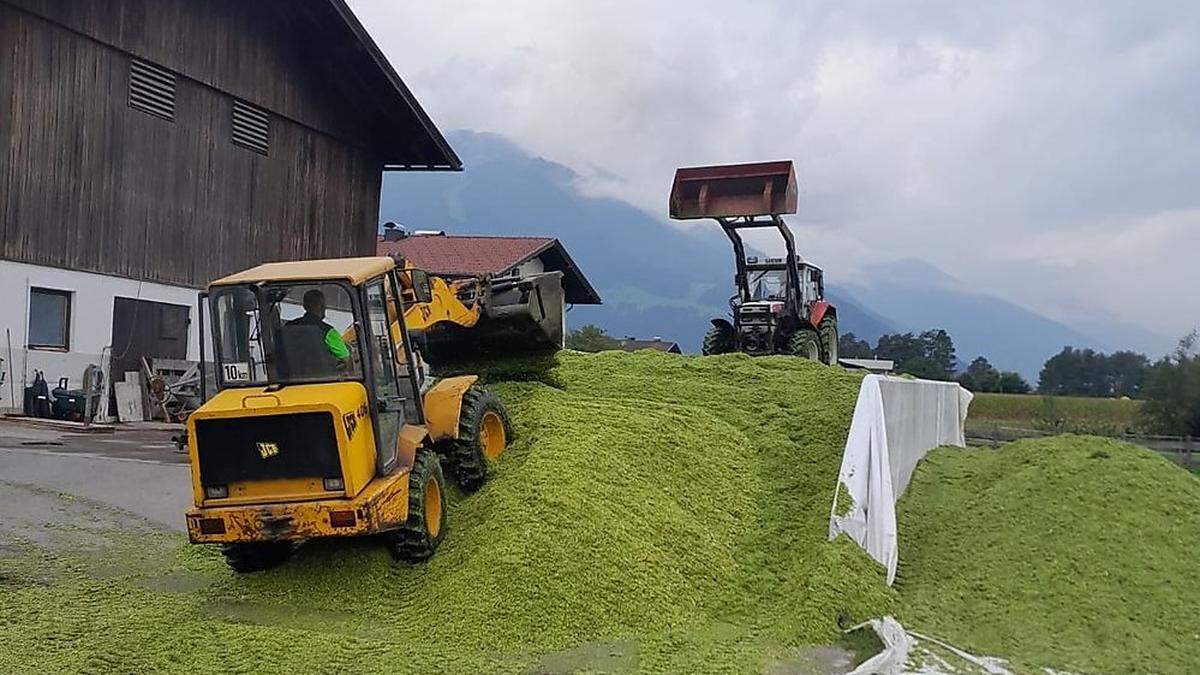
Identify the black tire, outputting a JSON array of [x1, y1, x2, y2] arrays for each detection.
[[787, 329, 821, 360], [443, 386, 511, 492], [702, 323, 735, 355], [220, 541, 293, 573], [819, 316, 838, 366], [387, 449, 447, 563]]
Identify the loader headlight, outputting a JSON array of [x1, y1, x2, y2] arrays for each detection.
[[323, 477, 345, 491], [205, 485, 229, 499]]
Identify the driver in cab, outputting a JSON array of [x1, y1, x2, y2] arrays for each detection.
[[287, 289, 351, 364]]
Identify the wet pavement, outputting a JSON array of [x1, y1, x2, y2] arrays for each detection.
[[0, 418, 191, 531]]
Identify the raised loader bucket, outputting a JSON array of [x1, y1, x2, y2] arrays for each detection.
[[420, 272, 565, 365], [669, 160, 798, 220]]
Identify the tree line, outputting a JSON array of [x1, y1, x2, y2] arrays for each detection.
[[573, 322, 1200, 436], [844, 328, 1200, 437], [839, 330, 1030, 393]]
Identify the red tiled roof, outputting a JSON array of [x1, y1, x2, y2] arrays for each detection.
[[378, 235, 554, 277]]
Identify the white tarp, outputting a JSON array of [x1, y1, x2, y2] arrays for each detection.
[[845, 616, 1014, 675], [829, 375, 973, 585]]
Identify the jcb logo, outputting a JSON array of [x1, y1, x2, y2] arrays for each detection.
[[256, 442, 280, 459]]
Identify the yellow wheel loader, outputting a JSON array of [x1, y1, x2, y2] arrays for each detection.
[[184, 256, 510, 573]]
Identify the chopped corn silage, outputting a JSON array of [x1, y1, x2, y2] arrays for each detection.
[[0, 350, 894, 673], [896, 435, 1200, 674]]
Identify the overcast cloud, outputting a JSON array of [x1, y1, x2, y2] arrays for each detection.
[[349, 1, 1200, 340]]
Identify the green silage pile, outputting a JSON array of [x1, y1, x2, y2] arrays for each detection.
[[897, 435, 1200, 674], [0, 350, 894, 674]]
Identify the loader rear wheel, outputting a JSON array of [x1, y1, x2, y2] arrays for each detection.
[[220, 541, 293, 574], [388, 449, 447, 563], [788, 329, 821, 360], [819, 316, 838, 365], [444, 386, 511, 492], [702, 323, 735, 355]]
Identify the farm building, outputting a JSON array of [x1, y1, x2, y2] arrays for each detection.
[[378, 228, 601, 306], [0, 0, 457, 411], [616, 337, 682, 354]]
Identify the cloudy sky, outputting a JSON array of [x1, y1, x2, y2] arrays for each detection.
[[349, 1, 1199, 342]]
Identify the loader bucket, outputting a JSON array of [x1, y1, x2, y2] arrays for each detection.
[[669, 160, 797, 220], [420, 272, 565, 366]]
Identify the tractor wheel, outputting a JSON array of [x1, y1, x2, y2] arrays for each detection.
[[444, 386, 510, 492], [702, 323, 735, 355], [819, 317, 839, 366], [220, 541, 293, 574], [387, 449, 447, 563], [787, 329, 821, 360]]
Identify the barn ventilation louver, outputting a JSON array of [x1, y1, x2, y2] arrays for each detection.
[[232, 100, 271, 155], [128, 59, 176, 121]]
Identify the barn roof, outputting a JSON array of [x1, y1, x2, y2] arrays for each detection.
[[616, 338, 682, 354], [378, 234, 602, 305], [316, 0, 461, 170]]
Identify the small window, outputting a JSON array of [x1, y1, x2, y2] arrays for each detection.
[[28, 288, 72, 350], [129, 59, 177, 121], [232, 99, 270, 155]]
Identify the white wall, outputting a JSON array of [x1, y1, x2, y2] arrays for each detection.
[[0, 260, 200, 411]]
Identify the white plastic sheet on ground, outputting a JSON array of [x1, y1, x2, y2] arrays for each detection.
[[845, 616, 1014, 675], [829, 375, 973, 585]]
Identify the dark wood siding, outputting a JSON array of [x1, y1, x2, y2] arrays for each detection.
[[0, 0, 386, 288]]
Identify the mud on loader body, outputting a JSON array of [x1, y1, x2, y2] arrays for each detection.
[[185, 257, 510, 572], [669, 161, 838, 363]]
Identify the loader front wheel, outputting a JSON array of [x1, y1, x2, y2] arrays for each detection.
[[819, 316, 839, 366], [220, 541, 293, 574], [702, 323, 735, 355], [787, 329, 821, 360], [388, 449, 447, 563], [444, 386, 511, 492]]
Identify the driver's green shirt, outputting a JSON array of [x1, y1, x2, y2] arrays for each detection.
[[323, 327, 350, 360]]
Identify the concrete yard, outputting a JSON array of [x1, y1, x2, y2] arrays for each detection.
[[0, 419, 190, 532]]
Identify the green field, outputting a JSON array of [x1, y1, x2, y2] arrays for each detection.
[[968, 392, 1145, 435]]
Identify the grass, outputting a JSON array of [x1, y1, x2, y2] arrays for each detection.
[[968, 392, 1146, 435], [0, 350, 895, 674], [896, 435, 1200, 674]]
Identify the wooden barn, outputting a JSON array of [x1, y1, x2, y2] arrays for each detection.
[[0, 0, 458, 409]]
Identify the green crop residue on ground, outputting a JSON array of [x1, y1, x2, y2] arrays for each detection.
[[0, 350, 894, 674], [896, 435, 1200, 674], [967, 392, 1145, 435]]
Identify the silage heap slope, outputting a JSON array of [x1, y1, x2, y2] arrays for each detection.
[[897, 435, 1200, 674], [0, 350, 894, 673], [501, 350, 896, 640]]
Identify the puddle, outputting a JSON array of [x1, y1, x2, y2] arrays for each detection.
[[201, 599, 390, 640], [526, 639, 640, 675]]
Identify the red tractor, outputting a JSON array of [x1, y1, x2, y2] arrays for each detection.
[[669, 161, 837, 363]]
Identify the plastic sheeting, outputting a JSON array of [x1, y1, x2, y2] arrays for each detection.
[[845, 616, 1014, 675], [829, 375, 973, 585]]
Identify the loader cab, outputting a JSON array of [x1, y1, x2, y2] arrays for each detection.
[[198, 258, 425, 494]]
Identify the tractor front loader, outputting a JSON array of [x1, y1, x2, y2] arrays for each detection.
[[669, 161, 838, 363], [184, 257, 510, 572]]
